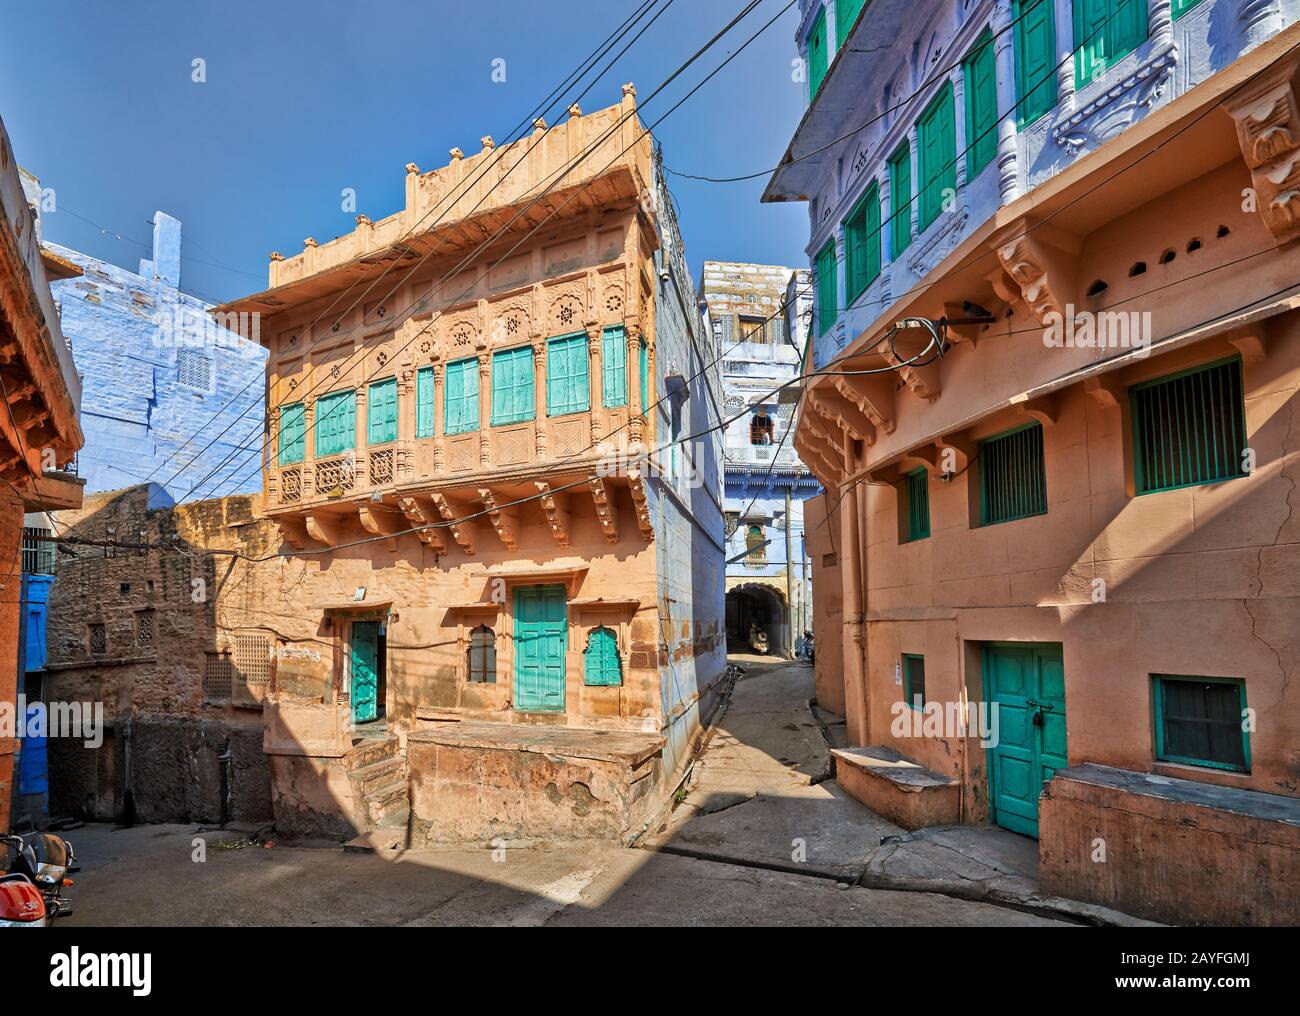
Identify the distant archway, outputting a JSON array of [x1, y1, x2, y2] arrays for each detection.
[[725, 581, 791, 659]]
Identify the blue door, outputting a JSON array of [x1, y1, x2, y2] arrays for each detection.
[[514, 585, 567, 712]]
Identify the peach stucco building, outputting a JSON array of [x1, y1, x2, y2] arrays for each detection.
[[773, 2, 1299, 924], [216, 89, 726, 844]]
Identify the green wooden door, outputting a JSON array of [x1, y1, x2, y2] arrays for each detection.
[[351, 620, 381, 724], [983, 643, 1066, 838], [514, 585, 566, 712]]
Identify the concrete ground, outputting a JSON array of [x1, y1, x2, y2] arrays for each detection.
[[58, 822, 1069, 927]]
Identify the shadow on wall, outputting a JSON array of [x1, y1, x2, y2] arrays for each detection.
[[42, 484, 273, 827]]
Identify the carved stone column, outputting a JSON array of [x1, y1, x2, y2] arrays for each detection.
[[1148, 0, 1173, 50], [531, 338, 547, 458], [1056, 0, 1077, 113], [951, 67, 969, 192], [907, 124, 922, 237], [586, 325, 603, 443], [477, 352, 491, 466], [1241, 1, 1283, 52], [302, 399, 316, 496], [431, 360, 445, 471], [992, 0, 1021, 205], [626, 322, 643, 444]]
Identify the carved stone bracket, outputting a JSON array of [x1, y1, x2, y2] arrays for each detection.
[[626, 472, 654, 541], [431, 492, 476, 554], [534, 482, 572, 546], [478, 487, 519, 550], [1223, 58, 1300, 245], [397, 495, 447, 554], [588, 475, 620, 544], [990, 221, 1081, 325]]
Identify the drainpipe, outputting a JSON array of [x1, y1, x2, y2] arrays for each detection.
[[784, 490, 794, 660], [839, 453, 867, 746]]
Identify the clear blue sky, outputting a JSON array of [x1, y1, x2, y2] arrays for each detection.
[[2, 0, 808, 306]]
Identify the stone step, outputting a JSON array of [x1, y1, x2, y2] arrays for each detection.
[[348, 757, 405, 798], [366, 781, 409, 827], [344, 734, 398, 770], [342, 828, 404, 854]]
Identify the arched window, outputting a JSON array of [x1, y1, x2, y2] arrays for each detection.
[[467, 624, 496, 684], [750, 413, 774, 445], [745, 525, 767, 563], [584, 626, 622, 686]]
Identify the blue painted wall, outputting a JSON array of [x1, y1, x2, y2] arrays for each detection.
[[47, 211, 267, 506]]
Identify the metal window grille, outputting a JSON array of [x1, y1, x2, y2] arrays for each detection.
[[979, 423, 1047, 525], [467, 625, 496, 684], [1154, 675, 1248, 772], [89, 623, 107, 655], [745, 525, 767, 564], [203, 653, 233, 702], [905, 468, 930, 541], [234, 634, 271, 686], [1131, 358, 1246, 495], [177, 349, 213, 391], [21, 527, 55, 575]]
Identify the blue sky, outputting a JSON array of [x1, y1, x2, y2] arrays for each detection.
[[3, 0, 808, 306]]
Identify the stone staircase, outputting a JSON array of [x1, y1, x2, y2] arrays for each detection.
[[343, 732, 409, 833]]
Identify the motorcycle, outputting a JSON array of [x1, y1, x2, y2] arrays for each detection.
[[0, 873, 47, 927], [803, 629, 815, 664], [1, 831, 79, 921]]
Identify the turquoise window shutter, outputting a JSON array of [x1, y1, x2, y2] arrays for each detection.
[[314, 390, 355, 457], [602, 326, 628, 408], [964, 29, 998, 178], [1013, 0, 1058, 126], [1075, 0, 1148, 89], [888, 142, 912, 258], [836, 0, 865, 48], [491, 346, 535, 425], [547, 333, 589, 417], [918, 83, 956, 232], [416, 366, 435, 438], [278, 403, 305, 465], [816, 239, 837, 336], [584, 626, 622, 686], [639, 338, 649, 409], [845, 182, 881, 304], [367, 377, 398, 445], [444, 357, 480, 435], [807, 8, 828, 99]]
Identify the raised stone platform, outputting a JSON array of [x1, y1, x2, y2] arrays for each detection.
[[831, 746, 960, 830], [1039, 764, 1300, 927], [407, 722, 666, 846]]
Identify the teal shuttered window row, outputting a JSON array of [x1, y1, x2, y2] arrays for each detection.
[[314, 389, 356, 457], [583, 627, 623, 686], [1130, 357, 1247, 495], [1153, 675, 1250, 773], [978, 422, 1047, 526], [367, 377, 398, 446], [278, 403, 305, 465], [547, 333, 590, 417], [491, 345, 536, 425], [444, 357, 480, 435]]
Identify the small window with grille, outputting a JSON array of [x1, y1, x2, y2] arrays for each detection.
[[750, 413, 774, 446], [1130, 357, 1247, 495], [135, 609, 155, 647], [89, 623, 107, 656], [177, 349, 214, 392], [1153, 675, 1249, 773], [22, 527, 56, 575], [203, 652, 233, 703], [467, 625, 496, 684], [977, 422, 1047, 526], [234, 634, 271, 687]]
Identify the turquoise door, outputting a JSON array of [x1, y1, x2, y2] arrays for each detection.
[[351, 621, 381, 724], [983, 643, 1066, 838], [514, 585, 567, 712]]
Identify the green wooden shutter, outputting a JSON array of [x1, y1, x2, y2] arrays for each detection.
[[903, 654, 926, 708], [888, 142, 912, 258], [1130, 358, 1247, 495], [602, 326, 627, 408], [1154, 675, 1249, 772], [807, 7, 828, 100], [845, 182, 881, 304], [836, 0, 866, 48], [278, 402, 305, 465], [904, 467, 930, 542], [918, 83, 956, 232], [1075, 0, 1148, 89], [584, 626, 623, 686], [1171, 0, 1206, 18], [639, 338, 649, 409], [979, 422, 1047, 525], [491, 346, 535, 425], [1013, 0, 1058, 126], [314, 389, 355, 457], [547, 333, 590, 417], [445, 356, 480, 435], [416, 366, 435, 438], [964, 29, 998, 179], [367, 377, 398, 445], [816, 239, 837, 336]]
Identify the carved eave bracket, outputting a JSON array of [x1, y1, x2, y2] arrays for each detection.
[[357, 503, 407, 553], [835, 373, 896, 435], [588, 475, 620, 544], [534, 482, 573, 547], [431, 492, 476, 554], [478, 488, 519, 550], [1011, 391, 1062, 427], [305, 512, 347, 547], [1085, 374, 1125, 409], [396, 495, 447, 554], [626, 471, 654, 541], [276, 516, 311, 551], [811, 389, 877, 446], [1227, 327, 1269, 365], [990, 221, 1081, 326], [1223, 58, 1300, 245]]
